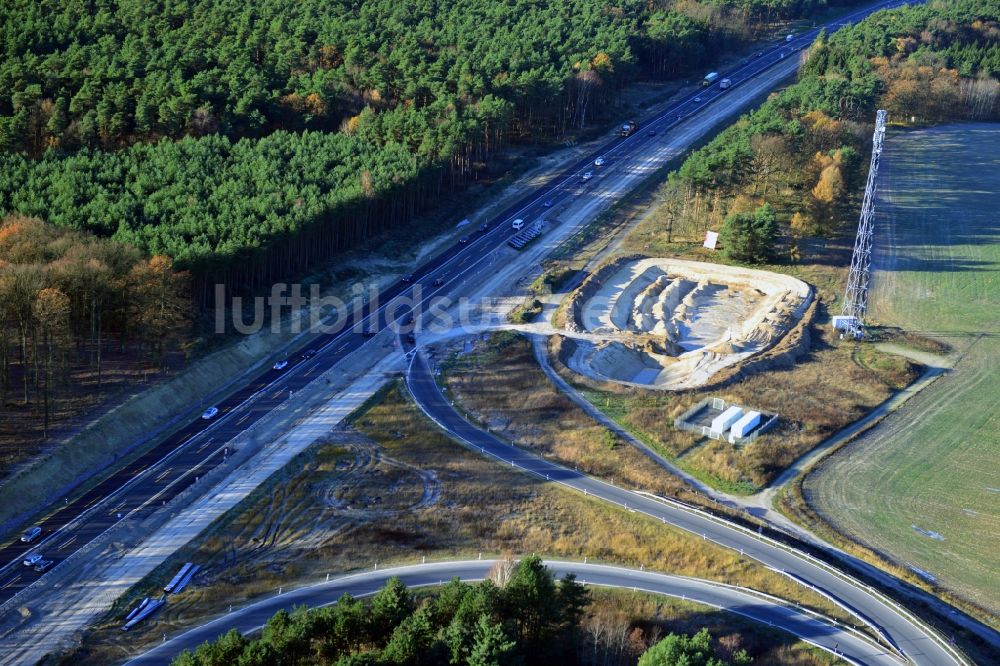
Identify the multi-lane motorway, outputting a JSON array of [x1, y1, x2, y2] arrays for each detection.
[[0, 0, 959, 659], [124, 560, 896, 666]]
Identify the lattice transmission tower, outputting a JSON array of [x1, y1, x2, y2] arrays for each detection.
[[841, 109, 888, 338]]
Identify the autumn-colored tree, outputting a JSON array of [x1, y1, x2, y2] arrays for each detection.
[[811, 161, 844, 204], [129, 255, 190, 367], [748, 134, 789, 196], [33, 287, 71, 436]]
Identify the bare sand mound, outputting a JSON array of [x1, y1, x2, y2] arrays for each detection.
[[565, 258, 811, 390]]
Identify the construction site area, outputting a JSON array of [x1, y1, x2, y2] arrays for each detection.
[[560, 257, 813, 390]]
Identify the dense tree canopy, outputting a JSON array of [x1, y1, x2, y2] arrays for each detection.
[[720, 204, 777, 263], [171, 557, 591, 666], [0, 0, 868, 301], [0, 215, 189, 425], [660, 0, 999, 252], [638, 627, 751, 666]]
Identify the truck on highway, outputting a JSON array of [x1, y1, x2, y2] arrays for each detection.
[[719, 78, 732, 90], [702, 72, 719, 86], [620, 120, 637, 137]]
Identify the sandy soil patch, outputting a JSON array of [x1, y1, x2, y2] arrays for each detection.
[[568, 258, 811, 389]]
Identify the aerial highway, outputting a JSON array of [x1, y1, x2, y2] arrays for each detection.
[[124, 560, 894, 666], [0, 0, 948, 652]]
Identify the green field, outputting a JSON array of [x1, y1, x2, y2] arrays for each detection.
[[805, 123, 1000, 616]]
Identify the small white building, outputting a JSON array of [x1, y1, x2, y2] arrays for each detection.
[[729, 411, 761, 443], [710, 405, 743, 436], [831, 315, 857, 331]]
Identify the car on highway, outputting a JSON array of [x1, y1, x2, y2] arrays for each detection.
[[362, 327, 377, 337], [20, 526, 41, 543], [785, 33, 794, 42], [301, 349, 317, 359], [401, 274, 415, 283], [693, 97, 702, 103], [23, 552, 43, 567], [459, 235, 469, 244], [647, 129, 656, 136], [273, 359, 289, 370], [478, 222, 488, 232], [405, 333, 416, 345], [433, 276, 445, 287], [542, 200, 553, 208], [581, 171, 593, 181], [201, 406, 219, 420], [512, 218, 525, 230], [594, 156, 605, 167], [33, 559, 54, 573]]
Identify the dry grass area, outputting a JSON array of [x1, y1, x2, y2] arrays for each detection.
[[533, 178, 921, 495], [70, 383, 855, 665], [550, 292, 918, 494], [586, 588, 844, 666], [441, 332, 691, 499]]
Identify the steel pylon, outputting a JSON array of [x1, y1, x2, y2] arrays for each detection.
[[842, 109, 888, 338]]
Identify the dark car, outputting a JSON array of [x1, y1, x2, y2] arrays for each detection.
[[459, 236, 469, 244], [478, 222, 488, 232], [433, 277, 445, 287], [301, 349, 317, 359], [543, 200, 553, 208], [405, 333, 416, 345], [20, 526, 42, 543], [401, 313, 414, 326], [401, 274, 415, 283], [362, 327, 377, 338], [34, 559, 54, 573]]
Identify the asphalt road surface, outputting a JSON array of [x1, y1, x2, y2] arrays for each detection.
[[124, 560, 894, 666], [0, 0, 931, 638], [403, 350, 962, 666]]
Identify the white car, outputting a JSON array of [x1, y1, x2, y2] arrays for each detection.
[[23, 552, 43, 567], [273, 359, 289, 370], [786, 33, 794, 42], [201, 406, 219, 420], [693, 97, 702, 103], [512, 218, 525, 230], [581, 172, 593, 181], [594, 156, 605, 167]]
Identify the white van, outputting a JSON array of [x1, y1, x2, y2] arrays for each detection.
[[512, 218, 525, 230]]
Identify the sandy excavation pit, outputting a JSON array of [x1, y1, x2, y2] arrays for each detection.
[[564, 258, 812, 390]]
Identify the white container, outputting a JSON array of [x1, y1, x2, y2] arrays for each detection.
[[729, 411, 761, 442], [710, 405, 743, 435]]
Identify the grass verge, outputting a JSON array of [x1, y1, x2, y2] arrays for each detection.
[[66, 382, 858, 664]]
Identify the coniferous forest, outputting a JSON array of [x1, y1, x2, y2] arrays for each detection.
[[0, 0, 861, 301]]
